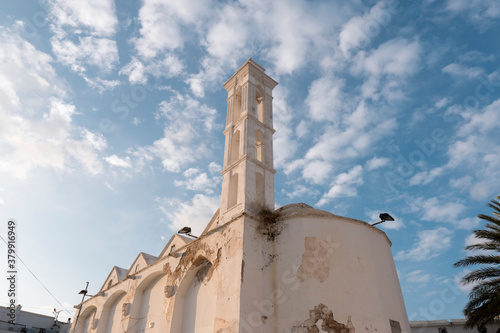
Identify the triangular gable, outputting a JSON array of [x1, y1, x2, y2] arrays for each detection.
[[126, 252, 158, 276], [201, 208, 220, 236], [157, 234, 193, 259], [99, 266, 128, 292]]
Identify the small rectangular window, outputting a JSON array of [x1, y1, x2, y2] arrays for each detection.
[[390, 320, 401, 333]]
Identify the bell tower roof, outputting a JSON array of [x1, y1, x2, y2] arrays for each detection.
[[223, 58, 278, 91]]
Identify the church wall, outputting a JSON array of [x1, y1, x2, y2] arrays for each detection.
[[71, 218, 245, 333], [239, 207, 410, 333]]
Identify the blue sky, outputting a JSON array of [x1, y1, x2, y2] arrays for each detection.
[[0, 0, 499, 323]]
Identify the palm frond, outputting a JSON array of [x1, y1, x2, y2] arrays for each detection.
[[461, 267, 500, 284], [454, 254, 500, 267], [454, 195, 500, 329]]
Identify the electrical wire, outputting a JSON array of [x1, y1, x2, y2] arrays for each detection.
[[0, 234, 73, 317]]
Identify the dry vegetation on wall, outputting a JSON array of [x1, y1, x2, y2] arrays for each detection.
[[252, 203, 283, 241]]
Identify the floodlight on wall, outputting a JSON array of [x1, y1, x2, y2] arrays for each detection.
[[372, 213, 395, 226], [178, 226, 198, 238]]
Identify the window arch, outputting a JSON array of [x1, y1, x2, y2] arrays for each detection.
[[170, 258, 219, 332], [255, 86, 264, 122], [230, 130, 240, 164], [76, 307, 97, 333], [256, 172, 264, 205], [228, 173, 238, 208], [233, 93, 241, 123], [255, 130, 264, 163]]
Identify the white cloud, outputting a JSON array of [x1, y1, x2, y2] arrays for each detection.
[[120, 55, 184, 85], [445, 0, 500, 32], [409, 167, 445, 186], [0, 30, 106, 179], [395, 227, 453, 261], [317, 165, 363, 206], [410, 197, 467, 225], [353, 38, 421, 101], [150, 93, 217, 172], [133, 0, 212, 58], [157, 194, 220, 235], [272, 87, 299, 169], [51, 36, 118, 73], [306, 76, 345, 122], [458, 99, 500, 136], [105, 155, 132, 168], [283, 184, 320, 200], [454, 268, 476, 293], [47, 0, 119, 81], [366, 156, 390, 170], [302, 160, 333, 184], [406, 270, 432, 284], [442, 63, 484, 80], [174, 167, 220, 194], [339, 1, 396, 56], [47, 0, 118, 37], [208, 162, 221, 174]]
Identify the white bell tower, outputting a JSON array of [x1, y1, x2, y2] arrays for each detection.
[[219, 58, 278, 223]]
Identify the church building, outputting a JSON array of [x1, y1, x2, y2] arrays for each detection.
[[70, 58, 411, 333]]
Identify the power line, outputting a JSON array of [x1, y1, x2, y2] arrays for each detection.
[[0, 234, 73, 316]]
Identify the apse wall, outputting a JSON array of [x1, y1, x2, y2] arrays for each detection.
[[240, 204, 410, 333]]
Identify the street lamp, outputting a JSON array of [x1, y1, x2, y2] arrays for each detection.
[[73, 282, 93, 329], [372, 213, 395, 227]]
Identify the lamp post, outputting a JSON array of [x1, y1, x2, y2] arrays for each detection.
[[73, 282, 92, 331]]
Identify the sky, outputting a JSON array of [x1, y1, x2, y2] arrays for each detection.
[[0, 0, 499, 324]]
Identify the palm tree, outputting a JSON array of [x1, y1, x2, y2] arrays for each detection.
[[454, 195, 500, 329]]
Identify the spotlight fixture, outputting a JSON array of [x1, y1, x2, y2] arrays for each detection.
[[178, 226, 198, 238], [372, 213, 395, 226]]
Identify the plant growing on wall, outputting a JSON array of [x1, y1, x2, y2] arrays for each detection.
[[252, 203, 282, 241]]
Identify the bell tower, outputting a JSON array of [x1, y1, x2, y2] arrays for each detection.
[[219, 58, 278, 223]]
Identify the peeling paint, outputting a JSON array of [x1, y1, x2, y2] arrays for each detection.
[[214, 318, 237, 332], [296, 237, 331, 283], [164, 285, 176, 298], [291, 304, 355, 333]]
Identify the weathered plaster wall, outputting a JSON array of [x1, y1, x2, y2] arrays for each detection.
[[71, 217, 244, 333], [72, 205, 409, 333], [239, 204, 410, 333]]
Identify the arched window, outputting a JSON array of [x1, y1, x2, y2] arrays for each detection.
[[230, 130, 240, 164], [255, 88, 264, 122], [107, 279, 113, 290], [256, 172, 264, 205], [228, 174, 238, 208], [233, 94, 241, 123], [255, 130, 264, 163]]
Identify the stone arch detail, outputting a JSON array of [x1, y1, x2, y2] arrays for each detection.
[[127, 272, 168, 333], [170, 255, 219, 332], [76, 306, 97, 333], [97, 291, 127, 333]]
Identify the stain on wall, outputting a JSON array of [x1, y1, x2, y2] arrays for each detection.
[[214, 318, 238, 333], [291, 304, 355, 333], [296, 237, 331, 283]]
